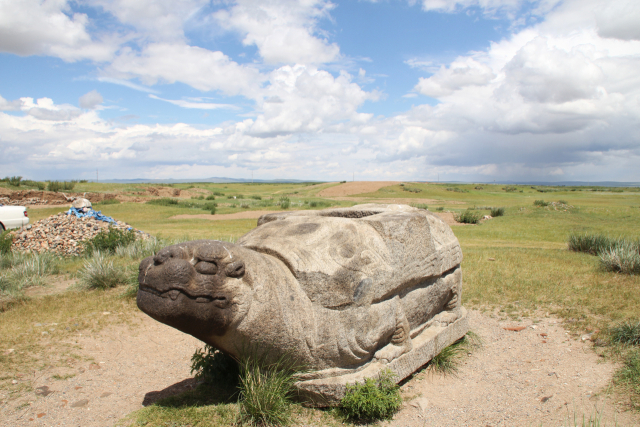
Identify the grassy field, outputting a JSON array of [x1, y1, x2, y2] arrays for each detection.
[[2, 180, 640, 423]]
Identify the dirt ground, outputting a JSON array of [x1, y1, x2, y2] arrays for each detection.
[[2, 307, 637, 427], [318, 181, 400, 197]]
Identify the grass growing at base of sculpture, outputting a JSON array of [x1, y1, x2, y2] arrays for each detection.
[[191, 345, 240, 392], [339, 369, 401, 423], [428, 331, 482, 376]]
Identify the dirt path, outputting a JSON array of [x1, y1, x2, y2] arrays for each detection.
[[318, 181, 400, 197], [170, 210, 281, 221], [2, 309, 636, 427]]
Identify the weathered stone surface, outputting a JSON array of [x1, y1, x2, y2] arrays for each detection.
[[137, 204, 468, 405]]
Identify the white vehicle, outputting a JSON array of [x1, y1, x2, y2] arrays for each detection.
[[0, 205, 29, 231]]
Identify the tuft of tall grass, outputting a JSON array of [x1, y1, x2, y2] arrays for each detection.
[[79, 251, 128, 289], [238, 352, 299, 426], [1, 230, 14, 254], [609, 320, 640, 346], [490, 207, 505, 217], [9, 252, 59, 288], [599, 241, 640, 275], [533, 199, 549, 207], [115, 237, 164, 260], [191, 345, 240, 390], [614, 349, 640, 408], [567, 233, 618, 255], [454, 209, 481, 224], [428, 331, 481, 376], [279, 196, 290, 210]]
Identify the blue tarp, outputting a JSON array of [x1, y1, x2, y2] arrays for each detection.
[[66, 207, 133, 230]]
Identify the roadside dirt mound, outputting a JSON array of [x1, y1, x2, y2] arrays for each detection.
[[2, 309, 637, 427], [0, 190, 117, 206], [144, 187, 180, 198], [318, 181, 400, 197]]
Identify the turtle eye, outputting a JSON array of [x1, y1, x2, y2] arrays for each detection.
[[226, 260, 245, 278], [195, 260, 218, 275]]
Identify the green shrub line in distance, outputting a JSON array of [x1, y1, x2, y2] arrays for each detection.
[[339, 368, 401, 422], [146, 197, 178, 206], [455, 209, 481, 224], [446, 187, 469, 193], [46, 180, 76, 192]]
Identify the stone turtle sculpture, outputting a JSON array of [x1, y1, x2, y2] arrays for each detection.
[[137, 204, 468, 405]]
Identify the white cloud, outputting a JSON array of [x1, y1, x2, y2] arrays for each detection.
[[0, 0, 116, 61], [0, 95, 22, 111], [149, 94, 238, 110], [79, 90, 104, 109], [96, 77, 159, 93], [595, 0, 640, 41], [20, 97, 82, 121], [106, 43, 265, 96], [214, 0, 340, 64], [414, 57, 496, 97]]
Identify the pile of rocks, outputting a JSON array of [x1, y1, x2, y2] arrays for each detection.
[[10, 211, 146, 256]]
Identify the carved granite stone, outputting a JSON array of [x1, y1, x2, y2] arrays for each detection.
[[137, 204, 468, 405]]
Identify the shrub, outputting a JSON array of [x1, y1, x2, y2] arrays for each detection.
[[240, 203, 250, 209], [474, 186, 483, 190], [533, 199, 549, 207], [203, 202, 217, 214], [279, 196, 290, 210], [191, 345, 240, 388], [205, 195, 216, 200], [62, 181, 76, 191], [446, 187, 469, 193], [490, 207, 505, 217], [250, 195, 262, 200], [599, 241, 640, 275], [238, 353, 299, 426], [340, 369, 401, 422], [610, 321, 640, 346], [213, 191, 224, 196], [455, 209, 481, 224], [558, 199, 568, 205], [83, 228, 137, 255], [8, 176, 22, 187], [436, 206, 444, 212], [502, 186, 518, 192], [146, 198, 178, 206], [402, 186, 422, 193], [47, 181, 61, 192], [79, 251, 128, 289], [0, 231, 13, 254]]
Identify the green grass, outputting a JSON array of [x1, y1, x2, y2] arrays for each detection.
[[339, 369, 401, 423], [427, 331, 481, 376]]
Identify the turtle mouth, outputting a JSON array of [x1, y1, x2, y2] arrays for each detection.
[[139, 285, 229, 307]]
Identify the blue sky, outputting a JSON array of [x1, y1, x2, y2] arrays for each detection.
[[1, 0, 639, 182]]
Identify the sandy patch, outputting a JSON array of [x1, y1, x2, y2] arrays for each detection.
[[169, 210, 282, 220], [318, 181, 400, 197], [24, 278, 77, 298], [2, 310, 636, 427]]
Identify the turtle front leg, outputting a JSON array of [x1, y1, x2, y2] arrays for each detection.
[[373, 297, 413, 363]]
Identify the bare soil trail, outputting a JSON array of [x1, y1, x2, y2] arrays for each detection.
[[318, 181, 401, 197], [2, 309, 637, 427]]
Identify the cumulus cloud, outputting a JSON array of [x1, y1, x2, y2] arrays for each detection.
[[0, 0, 116, 61], [214, 0, 340, 64], [596, 0, 640, 41], [79, 90, 104, 109], [0, 95, 22, 111], [20, 97, 82, 121], [414, 58, 495, 98], [106, 43, 265, 96]]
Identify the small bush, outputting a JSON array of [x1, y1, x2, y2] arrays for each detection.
[[213, 191, 224, 196], [436, 206, 444, 212], [610, 321, 640, 346], [599, 241, 640, 275], [96, 198, 120, 205], [446, 187, 469, 193], [146, 198, 178, 206], [47, 181, 61, 192], [191, 345, 240, 388], [83, 228, 137, 255], [79, 251, 128, 289], [203, 202, 217, 214], [62, 181, 76, 191], [474, 186, 483, 190], [250, 195, 262, 200], [402, 186, 422, 193], [8, 176, 22, 187], [205, 195, 216, 200], [279, 197, 290, 210], [340, 369, 401, 422], [455, 209, 481, 224], [502, 186, 518, 192], [533, 199, 549, 207], [240, 203, 250, 209], [559, 199, 568, 205], [0, 231, 13, 254], [490, 207, 505, 217]]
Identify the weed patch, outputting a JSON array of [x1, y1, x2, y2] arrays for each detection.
[[455, 209, 481, 224], [609, 320, 640, 346], [534, 199, 550, 207], [339, 369, 401, 423], [83, 228, 137, 255], [0, 230, 13, 254], [79, 251, 129, 289], [191, 345, 240, 390], [490, 207, 505, 217]]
